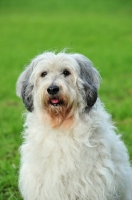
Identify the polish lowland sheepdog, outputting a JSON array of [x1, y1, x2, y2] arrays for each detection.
[[16, 51, 132, 200]]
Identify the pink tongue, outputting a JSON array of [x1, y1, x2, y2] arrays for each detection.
[[51, 99, 59, 104]]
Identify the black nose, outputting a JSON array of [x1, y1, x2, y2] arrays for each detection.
[[47, 85, 59, 95]]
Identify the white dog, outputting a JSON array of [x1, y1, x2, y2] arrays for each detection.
[[16, 51, 132, 200]]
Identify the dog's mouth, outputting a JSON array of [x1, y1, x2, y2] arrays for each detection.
[[49, 98, 63, 106]]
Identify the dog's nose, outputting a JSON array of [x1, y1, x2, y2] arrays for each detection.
[[47, 85, 59, 95]]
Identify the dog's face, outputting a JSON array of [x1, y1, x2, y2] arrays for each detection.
[[16, 52, 100, 127]]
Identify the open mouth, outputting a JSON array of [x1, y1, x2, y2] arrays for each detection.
[[49, 98, 63, 106]]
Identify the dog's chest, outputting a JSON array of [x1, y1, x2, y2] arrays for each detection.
[[35, 134, 87, 172], [27, 130, 92, 181], [21, 127, 121, 200]]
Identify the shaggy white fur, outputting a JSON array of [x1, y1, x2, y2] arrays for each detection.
[[16, 52, 132, 200]]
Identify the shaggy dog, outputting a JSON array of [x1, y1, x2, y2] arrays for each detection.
[[16, 52, 132, 200]]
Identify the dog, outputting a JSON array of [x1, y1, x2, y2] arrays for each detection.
[[16, 51, 132, 200]]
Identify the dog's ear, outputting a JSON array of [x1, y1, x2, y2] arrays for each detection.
[[72, 54, 100, 107], [16, 65, 34, 112]]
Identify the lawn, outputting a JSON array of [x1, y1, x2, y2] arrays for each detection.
[[0, 0, 132, 199]]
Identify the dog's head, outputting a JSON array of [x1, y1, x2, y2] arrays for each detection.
[[16, 52, 100, 127]]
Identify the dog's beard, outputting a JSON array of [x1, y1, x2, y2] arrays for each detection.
[[40, 92, 75, 128]]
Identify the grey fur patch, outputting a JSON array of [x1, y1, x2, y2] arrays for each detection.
[[16, 65, 34, 112], [72, 54, 100, 107]]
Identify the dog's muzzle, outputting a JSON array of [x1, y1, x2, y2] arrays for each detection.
[[47, 85, 62, 106]]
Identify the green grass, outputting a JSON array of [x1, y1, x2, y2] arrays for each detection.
[[0, 0, 132, 199]]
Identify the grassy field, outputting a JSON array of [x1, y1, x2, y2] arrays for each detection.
[[0, 0, 132, 199]]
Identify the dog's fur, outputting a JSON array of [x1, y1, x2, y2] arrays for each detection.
[[16, 52, 132, 200]]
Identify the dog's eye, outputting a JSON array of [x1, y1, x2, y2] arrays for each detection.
[[63, 70, 70, 77], [41, 71, 47, 77]]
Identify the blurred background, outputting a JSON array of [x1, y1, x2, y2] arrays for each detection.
[[0, 0, 132, 199]]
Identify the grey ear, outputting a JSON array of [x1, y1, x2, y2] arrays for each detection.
[[16, 65, 34, 112], [72, 54, 100, 107]]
